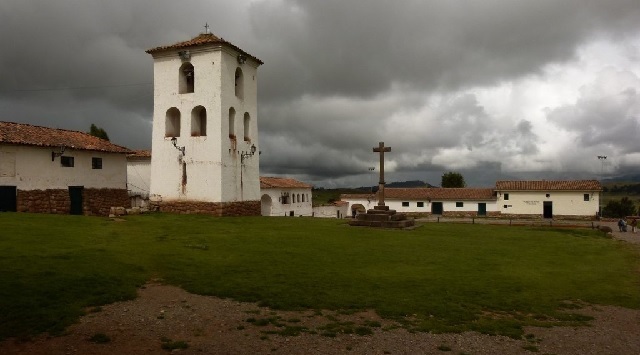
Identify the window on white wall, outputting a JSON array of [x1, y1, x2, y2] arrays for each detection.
[[61, 156, 74, 167], [456, 202, 463, 207], [235, 67, 244, 99], [229, 107, 236, 139], [583, 194, 589, 201], [165, 107, 181, 137], [504, 193, 509, 200], [243, 113, 251, 141], [179, 63, 194, 93], [91, 157, 102, 169], [402, 202, 409, 207], [191, 106, 207, 136], [417, 202, 424, 207]]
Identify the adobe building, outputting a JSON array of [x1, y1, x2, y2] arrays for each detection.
[[0, 121, 131, 215]]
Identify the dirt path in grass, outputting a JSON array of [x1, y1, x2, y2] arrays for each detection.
[[1, 222, 639, 355]]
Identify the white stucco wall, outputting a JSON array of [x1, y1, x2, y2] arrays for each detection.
[[498, 191, 599, 216], [261, 188, 312, 216], [127, 158, 151, 197], [312, 205, 349, 218], [149, 45, 260, 203], [0, 144, 126, 190], [342, 197, 498, 215]]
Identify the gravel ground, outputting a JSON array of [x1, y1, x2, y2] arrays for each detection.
[[1, 221, 639, 355]]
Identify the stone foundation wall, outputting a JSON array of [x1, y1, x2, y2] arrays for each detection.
[[500, 213, 597, 221], [154, 200, 261, 216], [442, 211, 502, 218], [84, 189, 130, 216], [405, 211, 502, 218], [17, 189, 69, 214], [17, 188, 129, 216]]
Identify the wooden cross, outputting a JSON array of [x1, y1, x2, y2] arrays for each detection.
[[204, 23, 210, 34], [373, 142, 391, 206]]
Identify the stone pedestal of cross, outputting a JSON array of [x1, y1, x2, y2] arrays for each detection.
[[373, 142, 391, 207], [349, 141, 415, 229]]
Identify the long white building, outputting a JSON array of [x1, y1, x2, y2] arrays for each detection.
[[341, 180, 602, 220]]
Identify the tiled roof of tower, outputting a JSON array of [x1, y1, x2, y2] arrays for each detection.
[[260, 177, 312, 189], [0, 121, 131, 154], [495, 180, 602, 191], [342, 188, 496, 201], [146, 33, 263, 65]]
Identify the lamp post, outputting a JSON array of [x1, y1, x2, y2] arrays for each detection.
[[597, 155, 607, 217], [368, 167, 375, 194]]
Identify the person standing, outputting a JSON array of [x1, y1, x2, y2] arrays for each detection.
[[631, 218, 637, 233]]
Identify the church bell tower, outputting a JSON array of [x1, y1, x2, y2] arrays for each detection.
[[146, 29, 263, 215]]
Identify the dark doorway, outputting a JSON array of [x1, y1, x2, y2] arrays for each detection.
[[69, 186, 84, 215], [431, 202, 443, 215], [543, 201, 553, 219], [0, 186, 17, 212], [478, 203, 487, 216]]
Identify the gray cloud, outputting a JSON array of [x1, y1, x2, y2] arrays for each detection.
[[1, 0, 640, 186]]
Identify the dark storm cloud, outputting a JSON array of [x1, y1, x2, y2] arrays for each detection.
[[249, 0, 640, 99], [2, 0, 640, 185]]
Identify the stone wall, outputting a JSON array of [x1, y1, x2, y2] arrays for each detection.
[[404, 211, 502, 218], [17, 189, 69, 214], [154, 200, 261, 216], [500, 213, 597, 221], [83, 188, 130, 216], [17, 188, 129, 216], [442, 211, 502, 218]]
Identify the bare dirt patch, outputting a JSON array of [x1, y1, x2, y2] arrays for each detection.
[[1, 282, 639, 355]]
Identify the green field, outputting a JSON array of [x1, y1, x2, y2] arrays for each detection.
[[0, 213, 638, 340]]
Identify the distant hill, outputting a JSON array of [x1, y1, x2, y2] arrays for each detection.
[[355, 180, 434, 190], [603, 173, 640, 183]]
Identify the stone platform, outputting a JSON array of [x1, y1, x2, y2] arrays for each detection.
[[349, 205, 415, 229]]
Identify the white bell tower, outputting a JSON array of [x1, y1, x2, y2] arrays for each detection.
[[146, 30, 263, 216]]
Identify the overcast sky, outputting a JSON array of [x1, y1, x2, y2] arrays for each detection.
[[2, 0, 640, 187]]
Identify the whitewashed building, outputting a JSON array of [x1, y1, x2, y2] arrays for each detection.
[[342, 188, 498, 218], [495, 180, 601, 219], [0, 121, 131, 215], [126, 150, 151, 207], [260, 177, 312, 216], [312, 201, 349, 219], [341, 180, 602, 219], [146, 31, 263, 216]]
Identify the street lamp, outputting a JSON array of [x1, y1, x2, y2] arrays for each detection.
[[368, 167, 375, 194], [597, 155, 607, 218], [597, 156, 607, 177]]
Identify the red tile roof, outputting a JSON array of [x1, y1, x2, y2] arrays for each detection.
[[146, 33, 263, 65], [342, 188, 496, 201], [0, 121, 131, 154], [127, 150, 151, 158], [260, 177, 312, 189], [495, 180, 602, 191]]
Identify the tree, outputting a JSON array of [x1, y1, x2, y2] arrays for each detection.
[[602, 197, 636, 218], [89, 124, 110, 141], [441, 171, 466, 188]]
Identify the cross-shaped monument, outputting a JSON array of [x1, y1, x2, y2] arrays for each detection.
[[349, 141, 414, 228], [373, 142, 391, 206]]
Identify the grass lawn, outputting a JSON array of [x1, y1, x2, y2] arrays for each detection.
[[0, 213, 639, 340]]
